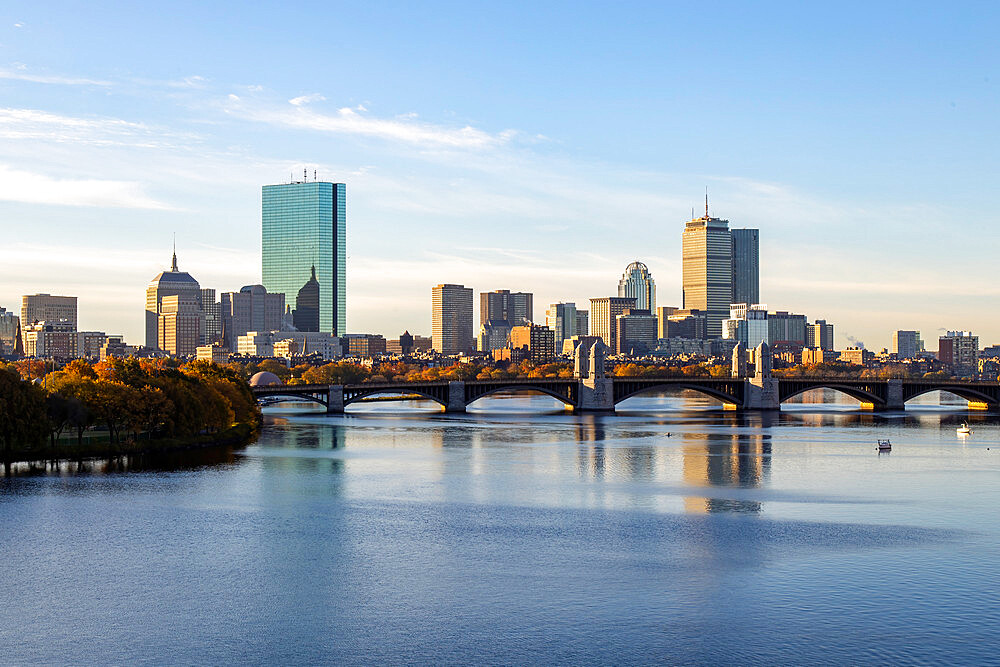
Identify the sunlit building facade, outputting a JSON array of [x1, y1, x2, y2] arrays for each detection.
[[545, 302, 578, 350], [262, 180, 347, 336], [432, 284, 474, 354], [145, 250, 202, 349], [589, 296, 636, 350], [682, 206, 732, 337], [617, 262, 656, 312]]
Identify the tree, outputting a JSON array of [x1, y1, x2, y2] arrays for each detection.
[[0, 367, 50, 460]]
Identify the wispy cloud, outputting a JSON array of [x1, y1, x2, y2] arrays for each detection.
[[223, 95, 515, 149], [0, 164, 171, 209], [0, 107, 199, 148], [0, 66, 111, 86]]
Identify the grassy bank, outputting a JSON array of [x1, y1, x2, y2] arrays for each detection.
[[2, 422, 258, 466]]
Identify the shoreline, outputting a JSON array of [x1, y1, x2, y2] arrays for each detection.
[[2, 423, 258, 467]]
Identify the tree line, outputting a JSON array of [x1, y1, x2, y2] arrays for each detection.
[[0, 358, 259, 462]]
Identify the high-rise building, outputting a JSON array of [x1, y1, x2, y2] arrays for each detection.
[[722, 303, 769, 348], [145, 248, 201, 349], [21, 294, 77, 351], [615, 309, 658, 356], [617, 262, 656, 312], [478, 320, 512, 353], [432, 284, 474, 354], [892, 330, 923, 358], [806, 320, 835, 350], [656, 306, 678, 339], [158, 294, 203, 357], [545, 302, 578, 349], [589, 296, 636, 349], [201, 288, 221, 346], [0, 306, 19, 355], [938, 331, 978, 374], [220, 285, 285, 350], [575, 310, 589, 339], [682, 198, 733, 337], [509, 323, 556, 362], [768, 311, 807, 346], [262, 180, 346, 335], [731, 228, 760, 305], [661, 308, 708, 340], [480, 290, 533, 328]]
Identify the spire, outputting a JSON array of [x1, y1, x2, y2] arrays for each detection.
[[171, 234, 178, 271], [705, 187, 709, 218], [310, 264, 316, 280]]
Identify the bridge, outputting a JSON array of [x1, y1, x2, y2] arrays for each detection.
[[250, 376, 1000, 413]]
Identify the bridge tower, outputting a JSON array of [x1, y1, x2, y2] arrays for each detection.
[[745, 341, 779, 410], [576, 339, 614, 412]]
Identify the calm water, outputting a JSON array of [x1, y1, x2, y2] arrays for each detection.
[[2, 390, 999, 665]]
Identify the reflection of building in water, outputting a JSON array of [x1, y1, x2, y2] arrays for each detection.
[[574, 416, 609, 479], [682, 432, 770, 513]]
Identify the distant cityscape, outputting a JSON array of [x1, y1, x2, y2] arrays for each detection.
[[1, 178, 994, 379]]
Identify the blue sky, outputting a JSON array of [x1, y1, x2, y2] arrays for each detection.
[[1, 1, 998, 349]]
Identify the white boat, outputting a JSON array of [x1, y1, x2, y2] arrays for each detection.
[[957, 423, 971, 435], [877, 439, 892, 451]]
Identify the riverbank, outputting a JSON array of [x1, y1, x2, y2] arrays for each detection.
[[2, 422, 258, 467]]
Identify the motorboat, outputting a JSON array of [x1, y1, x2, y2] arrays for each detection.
[[957, 423, 972, 435], [877, 439, 892, 452]]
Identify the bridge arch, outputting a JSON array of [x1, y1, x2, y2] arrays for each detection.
[[613, 382, 743, 408], [342, 388, 448, 409], [779, 383, 884, 407], [465, 384, 576, 409], [254, 390, 329, 409], [902, 385, 999, 407]]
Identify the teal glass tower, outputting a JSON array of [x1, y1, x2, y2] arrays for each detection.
[[262, 181, 346, 335]]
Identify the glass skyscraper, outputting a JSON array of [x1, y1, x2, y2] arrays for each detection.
[[262, 181, 346, 335], [731, 228, 760, 305]]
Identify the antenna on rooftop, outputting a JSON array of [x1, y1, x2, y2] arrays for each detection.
[[705, 187, 709, 218], [314, 169, 317, 182], [304, 168, 307, 182]]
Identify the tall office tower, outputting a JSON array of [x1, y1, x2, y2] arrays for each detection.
[[682, 197, 733, 337], [157, 294, 203, 357], [575, 310, 589, 338], [722, 303, 769, 348], [145, 248, 202, 349], [805, 320, 835, 350], [656, 306, 678, 339], [892, 330, 922, 358], [201, 288, 221, 346], [545, 302, 578, 349], [262, 180, 346, 336], [480, 290, 533, 328], [220, 285, 285, 350], [768, 311, 807, 346], [617, 261, 656, 312], [0, 306, 19, 355], [432, 284, 474, 354], [589, 296, 636, 348], [730, 228, 760, 305], [938, 331, 978, 373]]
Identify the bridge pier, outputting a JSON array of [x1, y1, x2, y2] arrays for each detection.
[[446, 381, 466, 413], [326, 385, 345, 414], [577, 378, 615, 412], [743, 377, 780, 410], [883, 379, 904, 411]]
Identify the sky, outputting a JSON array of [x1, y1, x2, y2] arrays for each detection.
[[1, 1, 998, 350]]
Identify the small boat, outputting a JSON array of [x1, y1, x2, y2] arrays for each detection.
[[957, 423, 971, 435], [877, 439, 892, 452]]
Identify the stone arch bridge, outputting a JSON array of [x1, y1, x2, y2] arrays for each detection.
[[250, 377, 1000, 413]]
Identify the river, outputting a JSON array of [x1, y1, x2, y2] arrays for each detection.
[[1, 390, 998, 664]]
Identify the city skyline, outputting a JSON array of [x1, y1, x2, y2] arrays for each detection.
[[2, 4, 999, 349]]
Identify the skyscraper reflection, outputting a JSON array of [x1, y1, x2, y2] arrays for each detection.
[[682, 430, 771, 513]]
